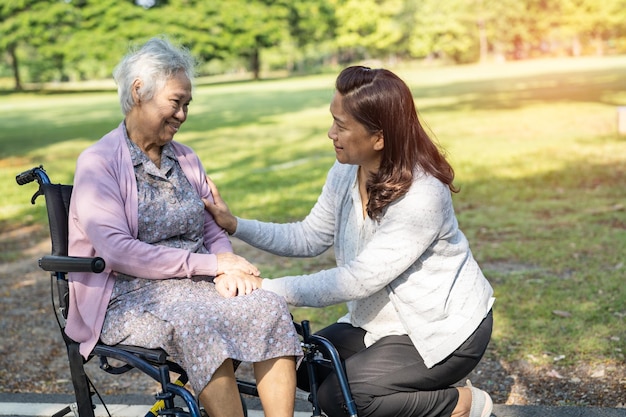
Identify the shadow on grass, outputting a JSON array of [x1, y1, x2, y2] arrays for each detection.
[[0, 85, 334, 159], [3, 62, 625, 160]]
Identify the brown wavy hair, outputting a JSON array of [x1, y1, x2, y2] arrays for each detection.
[[335, 66, 458, 221]]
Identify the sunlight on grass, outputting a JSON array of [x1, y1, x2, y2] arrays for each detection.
[[1, 56, 625, 366]]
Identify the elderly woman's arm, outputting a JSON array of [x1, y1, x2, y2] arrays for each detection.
[[71, 150, 257, 280]]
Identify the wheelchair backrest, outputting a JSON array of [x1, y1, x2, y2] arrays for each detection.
[[41, 184, 73, 257]]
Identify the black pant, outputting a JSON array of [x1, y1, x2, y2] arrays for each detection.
[[298, 310, 493, 417]]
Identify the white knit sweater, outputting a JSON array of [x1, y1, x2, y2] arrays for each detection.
[[233, 161, 494, 368]]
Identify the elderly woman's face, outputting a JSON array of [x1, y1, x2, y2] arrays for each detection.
[[136, 71, 192, 145]]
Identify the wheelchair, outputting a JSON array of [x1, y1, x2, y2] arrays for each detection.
[[17, 165, 357, 417]]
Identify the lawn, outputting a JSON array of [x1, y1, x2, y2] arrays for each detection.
[[1, 56, 624, 369]]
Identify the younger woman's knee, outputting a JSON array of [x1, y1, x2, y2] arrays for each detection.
[[317, 376, 351, 417], [317, 377, 377, 417]]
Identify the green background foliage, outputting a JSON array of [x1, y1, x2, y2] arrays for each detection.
[[2, 0, 626, 89]]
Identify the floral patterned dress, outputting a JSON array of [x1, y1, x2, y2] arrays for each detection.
[[100, 137, 302, 394]]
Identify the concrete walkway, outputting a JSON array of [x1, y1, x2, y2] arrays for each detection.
[[1, 393, 624, 417]]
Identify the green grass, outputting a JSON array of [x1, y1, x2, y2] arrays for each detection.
[[1, 56, 625, 368]]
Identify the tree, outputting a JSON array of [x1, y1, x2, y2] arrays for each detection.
[[221, 0, 290, 79], [333, 0, 404, 62], [62, 0, 170, 80], [158, 0, 292, 80], [4, 0, 626, 89], [406, 0, 479, 63], [283, 0, 337, 71], [559, 0, 621, 56], [0, 0, 78, 89], [153, 0, 232, 64], [287, 0, 336, 48]]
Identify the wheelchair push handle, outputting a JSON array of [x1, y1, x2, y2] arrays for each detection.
[[39, 255, 106, 273], [16, 165, 51, 204], [16, 165, 50, 186]]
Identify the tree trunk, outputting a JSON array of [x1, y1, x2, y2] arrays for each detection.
[[476, 0, 488, 62], [594, 35, 604, 56], [251, 47, 260, 80], [477, 18, 488, 62], [8, 44, 23, 91], [571, 36, 581, 57]]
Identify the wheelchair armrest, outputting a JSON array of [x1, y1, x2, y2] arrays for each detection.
[[96, 344, 169, 375], [113, 344, 168, 364], [39, 255, 105, 273], [94, 344, 171, 378]]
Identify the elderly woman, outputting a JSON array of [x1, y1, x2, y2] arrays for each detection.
[[65, 37, 301, 417], [206, 66, 495, 417]]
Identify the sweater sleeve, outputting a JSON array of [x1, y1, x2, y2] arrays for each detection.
[[71, 147, 220, 278], [241, 168, 456, 308], [233, 165, 338, 257]]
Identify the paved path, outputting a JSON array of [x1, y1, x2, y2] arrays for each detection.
[[1, 393, 625, 417]]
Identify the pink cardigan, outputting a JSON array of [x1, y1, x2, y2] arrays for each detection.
[[66, 122, 232, 358]]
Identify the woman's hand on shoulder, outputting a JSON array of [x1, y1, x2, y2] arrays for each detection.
[[203, 176, 237, 234]]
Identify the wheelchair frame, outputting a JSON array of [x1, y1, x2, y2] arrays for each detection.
[[17, 165, 357, 417]]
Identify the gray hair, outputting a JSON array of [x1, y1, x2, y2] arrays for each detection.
[[113, 36, 196, 115]]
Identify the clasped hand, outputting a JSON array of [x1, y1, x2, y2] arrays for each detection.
[[214, 252, 262, 298]]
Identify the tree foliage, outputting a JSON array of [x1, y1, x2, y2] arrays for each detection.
[[407, 0, 479, 63], [1, 0, 626, 89]]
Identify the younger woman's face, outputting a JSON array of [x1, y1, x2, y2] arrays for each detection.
[[327, 92, 383, 172]]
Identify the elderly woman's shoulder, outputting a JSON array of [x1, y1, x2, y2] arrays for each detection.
[[81, 127, 122, 155], [75, 124, 128, 170]]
